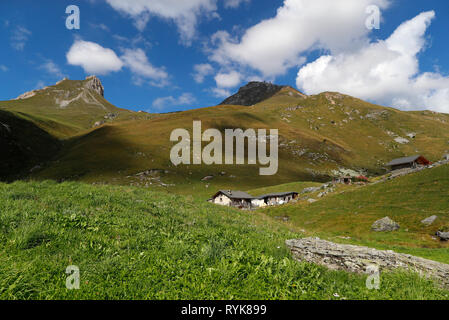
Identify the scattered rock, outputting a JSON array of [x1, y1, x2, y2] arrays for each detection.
[[286, 237, 449, 287], [93, 121, 105, 127], [421, 215, 438, 226], [307, 199, 317, 204], [201, 175, 214, 181], [394, 137, 410, 144], [302, 187, 321, 194], [436, 231, 449, 241], [371, 217, 400, 232], [104, 113, 118, 120]]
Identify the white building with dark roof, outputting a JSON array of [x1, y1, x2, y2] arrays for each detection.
[[209, 190, 298, 209]]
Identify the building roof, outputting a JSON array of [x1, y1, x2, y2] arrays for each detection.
[[257, 192, 298, 199], [212, 190, 299, 200], [386, 155, 421, 167], [214, 190, 255, 200]]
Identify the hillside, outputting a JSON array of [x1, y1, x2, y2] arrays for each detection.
[[0, 76, 149, 138], [261, 163, 449, 264], [0, 110, 60, 181], [1, 78, 449, 195], [1, 180, 447, 299]]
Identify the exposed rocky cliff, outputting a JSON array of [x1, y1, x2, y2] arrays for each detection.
[[84, 75, 104, 97], [220, 81, 299, 106]]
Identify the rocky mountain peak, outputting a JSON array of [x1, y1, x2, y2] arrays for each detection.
[[220, 81, 302, 106], [84, 75, 104, 97]]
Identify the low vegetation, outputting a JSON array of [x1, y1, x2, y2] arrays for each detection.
[[1, 180, 448, 299], [262, 164, 449, 264]]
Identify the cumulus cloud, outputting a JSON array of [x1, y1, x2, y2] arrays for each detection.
[[214, 70, 241, 88], [192, 63, 214, 83], [211, 87, 232, 98], [66, 40, 168, 86], [297, 11, 449, 113], [152, 93, 196, 109], [105, 0, 250, 44], [105, 0, 218, 44], [121, 48, 169, 86], [209, 70, 242, 98], [67, 40, 124, 75], [209, 0, 390, 77]]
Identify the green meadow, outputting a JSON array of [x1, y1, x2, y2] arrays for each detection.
[[1, 180, 448, 300]]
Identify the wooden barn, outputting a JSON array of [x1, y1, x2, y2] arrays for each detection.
[[386, 155, 431, 171]]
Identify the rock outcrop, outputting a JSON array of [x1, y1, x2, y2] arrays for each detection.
[[371, 217, 400, 232], [84, 75, 104, 97], [436, 231, 449, 241], [286, 237, 449, 287], [220, 82, 301, 106], [421, 215, 438, 226]]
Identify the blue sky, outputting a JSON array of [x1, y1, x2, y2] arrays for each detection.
[[0, 0, 448, 113]]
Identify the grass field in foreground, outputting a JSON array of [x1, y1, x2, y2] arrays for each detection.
[[0, 181, 448, 300], [262, 164, 449, 264]]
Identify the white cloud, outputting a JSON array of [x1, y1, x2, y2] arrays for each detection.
[[105, 0, 218, 44], [11, 26, 32, 51], [224, 0, 250, 9], [66, 40, 169, 87], [39, 60, 64, 78], [211, 87, 231, 98], [121, 48, 169, 86], [89, 23, 110, 32], [214, 70, 241, 88], [209, 0, 390, 77], [297, 11, 449, 113], [66, 40, 124, 75], [0, 65, 8, 72], [193, 63, 214, 83], [152, 93, 196, 109]]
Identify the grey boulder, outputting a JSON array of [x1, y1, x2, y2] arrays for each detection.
[[421, 215, 438, 226], [371, 217, 400, 232], [436, 231, 449, 241]]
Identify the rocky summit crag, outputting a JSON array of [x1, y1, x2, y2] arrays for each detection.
[[220, 81, 299, 106]]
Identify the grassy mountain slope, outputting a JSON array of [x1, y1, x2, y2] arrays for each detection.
[[1, 78, 449, 196], [28, 86, 449, 198], [0, 77, 149, 138], [0, 110, 60, 181], [1, 180, 447, 299], [261, 163, 449, 264]]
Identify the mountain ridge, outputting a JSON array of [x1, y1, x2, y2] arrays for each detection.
[[220, 81, 307, 106], [1, 77, 449, 193]]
